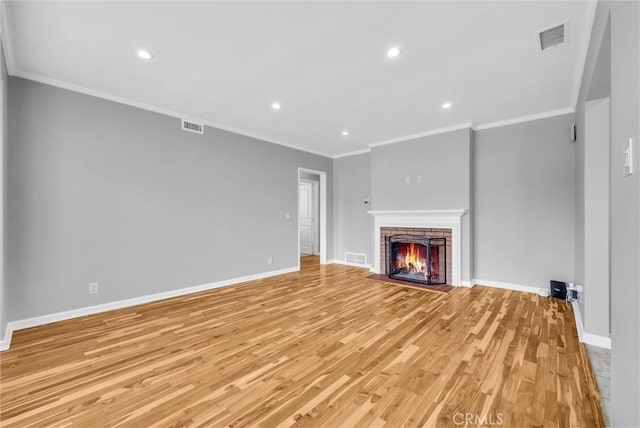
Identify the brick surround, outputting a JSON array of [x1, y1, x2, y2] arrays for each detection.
[[380, 227, 453, 285]]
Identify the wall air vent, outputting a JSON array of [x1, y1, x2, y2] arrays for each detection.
[[345, 252, 367, 266], [538, 22, 567, 51], [181, 119, 204, 134]]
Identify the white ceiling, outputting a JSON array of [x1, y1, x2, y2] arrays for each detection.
[[4, 1, 592, 157]]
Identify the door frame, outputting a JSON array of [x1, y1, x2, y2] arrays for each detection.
[[297, 168, 327, 268]]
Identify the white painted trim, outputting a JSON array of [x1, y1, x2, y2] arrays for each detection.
[[368, 210, 466, 286], [0, 327, 12, 352], [469, 280, 613, 349], [472, 278, 545, 295], [368, 123, 472, 149], [571, 300, 612, 349], [297, 168, 328, 267], [573, 300, 586, 341], [460, 280, 472, 287], [0, 266, 299, 352], [571, 0, 598, 110], [332, 148, 371, 159], [9, 68, 581, 161], [11, 70, 335, 159], [0, 0, 16, 75], [582, 332, 611, 349], [368, 209, 467, 216], [332, 107, 579, 157], [472, 108, 575, 131], [329, 259, 372, 270]]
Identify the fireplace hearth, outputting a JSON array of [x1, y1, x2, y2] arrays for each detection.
[[385, 234, 447, 285]]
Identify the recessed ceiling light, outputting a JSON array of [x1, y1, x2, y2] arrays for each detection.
[[272, 102, 281, 110], [387, 46, 401, 58], [341, 130, 349, 136], [442, 102, 452, 109], [137, 50, 153, 60]]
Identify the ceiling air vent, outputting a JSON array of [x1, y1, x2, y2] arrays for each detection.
[[181, 119, 204, 134], [538, 22, 566, 51]]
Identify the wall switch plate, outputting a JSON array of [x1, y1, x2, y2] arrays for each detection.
[[623, 138, 633, 176], [267, 257, 273, 265], [404, 176, 410, 185], [88, 282, 99, 295]]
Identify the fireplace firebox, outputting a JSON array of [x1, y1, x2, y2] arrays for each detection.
[[385, 235, 447, 285]]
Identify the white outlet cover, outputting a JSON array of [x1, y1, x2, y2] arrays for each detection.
[[416, 175, 422, 183], [88, 281, 99, 294], [285, 212, 291, 220], [404, 176, 410, 184], [623, 137, 633, 176]]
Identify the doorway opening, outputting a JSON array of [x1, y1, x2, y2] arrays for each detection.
[[297, 168, 327, 268]]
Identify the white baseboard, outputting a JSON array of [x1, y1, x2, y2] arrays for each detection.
[[472, 278, 545, 295], [460, 280, 472, 287], [0, 327, 13, 352], [0, 266, 299, 352], [472, 280, 611, 349], [329, 259, 372, 270], [571, 301, 611, 349]]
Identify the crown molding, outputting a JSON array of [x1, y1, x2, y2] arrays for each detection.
[[332, 148, 371, 159], [330, 106, 578, 157], [12, 71, 576, 160], [11, 69, 336, 159], [472, 107, 574, 131], [367, 123, 473, 149], [571, 0, 598, 110]]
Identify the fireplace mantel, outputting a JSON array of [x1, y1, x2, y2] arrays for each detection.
[[368, 209, 467, 286], [368, 209, 466, 218]]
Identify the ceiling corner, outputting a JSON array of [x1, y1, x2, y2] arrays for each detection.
[[0, 0, 16, 75]]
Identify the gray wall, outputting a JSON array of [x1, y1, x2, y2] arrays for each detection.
[[576, 1, 640, 425], [576, 16, 611, 323], [333, 153, 372, 263], [0, 42, 6, 339], [6, 77, 333, 322], [474, 114, 575, 288], [371, 128, 473, 282], [583, 97, 610, 337]]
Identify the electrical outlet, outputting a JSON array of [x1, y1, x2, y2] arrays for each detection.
[[267, 257, 273, 265], [404, 176, 410, 185], [416, 175, 422, 183], [623, 138, 633, 176], [566, 283, 582, 303], [285, 212, 291, 220], [88, 282, 99, 295]]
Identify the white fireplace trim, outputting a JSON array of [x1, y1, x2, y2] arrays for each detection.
[[368, 209, 467, 286]]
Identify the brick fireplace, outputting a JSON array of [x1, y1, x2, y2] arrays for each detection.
[[381, 227, 453, 285], [368, 210, 466, 286]]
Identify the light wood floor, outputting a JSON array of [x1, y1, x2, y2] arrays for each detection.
[[0, 257, 604, 427]]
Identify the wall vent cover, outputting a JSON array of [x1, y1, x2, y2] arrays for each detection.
[[538, 23, 566, 51], [181, 119, 204, 134], [345, 252, 367, 266]]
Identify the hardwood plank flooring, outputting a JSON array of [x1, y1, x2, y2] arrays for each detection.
[[0, 257, 604, 427]]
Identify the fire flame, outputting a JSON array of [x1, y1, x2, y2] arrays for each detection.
[[397, 243, 428, 277]]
